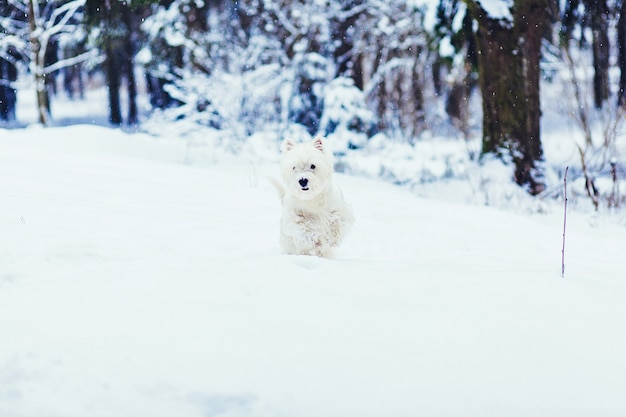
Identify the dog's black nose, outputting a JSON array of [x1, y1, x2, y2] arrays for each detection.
[[299, 178, 308, 188]]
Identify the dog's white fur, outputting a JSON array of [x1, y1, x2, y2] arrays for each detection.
[[273, 137, 354, 257]]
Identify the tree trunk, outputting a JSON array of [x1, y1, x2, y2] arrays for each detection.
[[333, 0, 364, 85], [515, 0, 547, 192], [0, 57, 18, 121], [411, 56, 425, 135], [587, 0, 610, 109], [468, 4, 524, 152], [121, 3, 138, 125], [466, 0, 547, 195], [126, 58, 138, 125], [618, 0, 626, 106], [27, 0, 50, 125], [103, 3, 122, 126], [106, 45, 123, 126]]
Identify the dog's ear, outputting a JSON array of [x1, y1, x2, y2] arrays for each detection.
[[281, 139, 296, 152], [313, 136, 325, 152]]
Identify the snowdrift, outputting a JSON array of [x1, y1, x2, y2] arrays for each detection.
[[1, 125, 625, 417]]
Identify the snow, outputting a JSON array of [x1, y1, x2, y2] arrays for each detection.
[[4, 0, 626, 412], [477, 0, 513, 21], [2, 117, 626, 417], [409, 0, 513, 26], [438, 35, 455, 58], [408, 0, 439, 31]]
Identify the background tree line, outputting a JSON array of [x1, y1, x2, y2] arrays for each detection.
[[1, 0, 625, 196]]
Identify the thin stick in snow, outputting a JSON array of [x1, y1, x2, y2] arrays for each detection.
[[562, 166, 569, 278]]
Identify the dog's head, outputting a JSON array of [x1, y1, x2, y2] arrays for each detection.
[[280, 137, 334, 201]]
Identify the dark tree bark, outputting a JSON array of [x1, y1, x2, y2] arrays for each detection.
[[445, 76, 470, 126], [332, 0, 365, 88], [106, 50, 123, 125], [100, 1, 123, 126], [87, 0, 143, 126], [289, 55, 325, 135], [516, 0, 546, 190], [0, 55, 18, 121], [411, 57, 425, 129], [618, 0, 626, 106], [470, 6, 524, 155], [121, 4, 138, 125], [465, 0, 548, 195], [586, 0, 610, 108], [0, 2, 17, 121], [561, 0, 583, 42]]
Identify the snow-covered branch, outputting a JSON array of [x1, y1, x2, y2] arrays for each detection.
[[263, 2, 298, 36], [0, 35, 29, 61], [35, 0, 85, 69], [0, 0, 89, 125], [334, 2, 370, 21], [363, 57, 415, 96], [44, 49, 99, 74], [7, 0, 28, 14], [44, 0, 86, 37]]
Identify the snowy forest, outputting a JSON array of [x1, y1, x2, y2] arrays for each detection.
[[1, 0, 626, 206], [4, 2, 626, 416]]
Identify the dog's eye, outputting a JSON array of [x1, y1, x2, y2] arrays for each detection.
[[310, 164, 316, 170]]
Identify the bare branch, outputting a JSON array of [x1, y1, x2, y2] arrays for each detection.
[[562, 44, 593, 146], [577, 144, 600, 211], [562, 166, 569, 278]]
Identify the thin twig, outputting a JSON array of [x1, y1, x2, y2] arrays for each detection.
[[562, 166, 569, 278], [576, 144, 600, 210]]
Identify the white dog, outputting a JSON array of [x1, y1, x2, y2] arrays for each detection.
[[273, 137, 354, 257]]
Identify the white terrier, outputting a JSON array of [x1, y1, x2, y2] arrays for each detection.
[[273, 137, 354, 257]]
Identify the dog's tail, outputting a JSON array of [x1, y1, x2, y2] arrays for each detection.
[[269, 177, 286, 205]]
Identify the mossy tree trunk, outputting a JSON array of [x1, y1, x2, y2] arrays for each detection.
[[465, 0, 548, 195]]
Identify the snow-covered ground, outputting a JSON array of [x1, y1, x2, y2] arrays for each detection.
[[2, 118, 626, 417]]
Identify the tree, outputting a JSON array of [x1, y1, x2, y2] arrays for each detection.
[[433, 0, 479, 139], [561, 0, 611, 109], [85, 0, 148, 126], [587, 0, 610, 108], [351, 0, 430, 138], [0, 54, 18, 122], [0, 3, 22, 122], [28, 0, 87, 125], [464, 0, 549, 195], [617, 0, 626, 106], [1, 0, 89, 125], [331, 0, 367, 89]]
